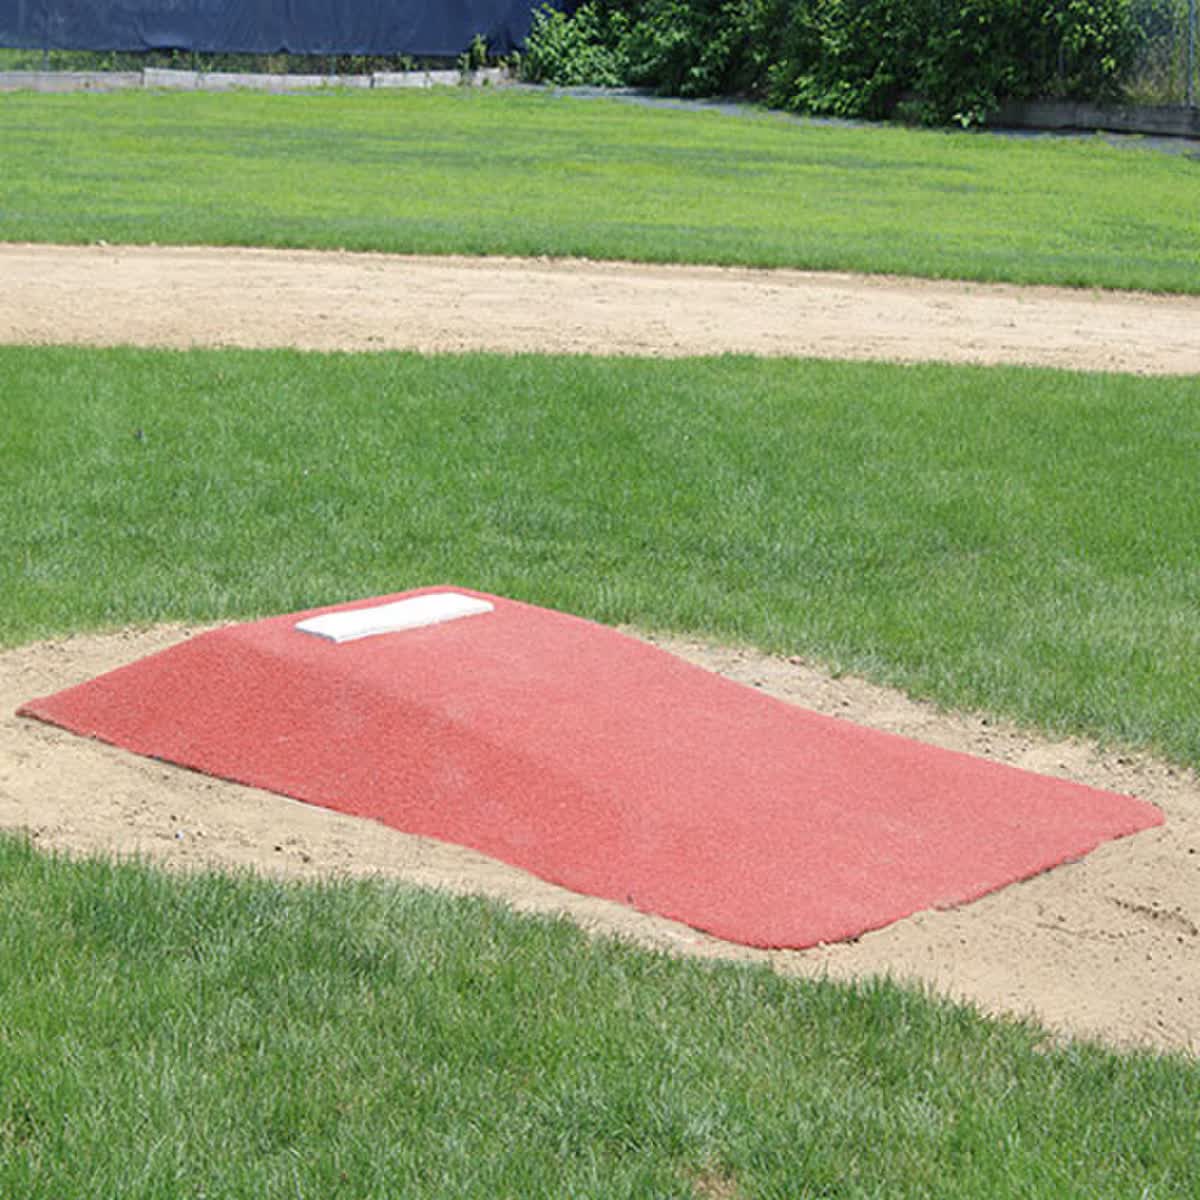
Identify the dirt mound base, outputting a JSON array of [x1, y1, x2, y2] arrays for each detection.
[[4, 625, 1197, 1056]]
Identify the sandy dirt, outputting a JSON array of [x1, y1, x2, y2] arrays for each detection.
[[2, 242, 1200, 374], [3, 626, 1197, 1057], [2, 242, 1198, 1057]]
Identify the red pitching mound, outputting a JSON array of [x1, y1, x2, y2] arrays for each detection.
[[18, 587, 1162, 948]]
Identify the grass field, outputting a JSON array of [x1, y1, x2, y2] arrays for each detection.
[[3, 85, 1200, 1197], [2, 836, 1197, 1198], [1, 88, 1199, 291], [5, 347, 1199, 766]]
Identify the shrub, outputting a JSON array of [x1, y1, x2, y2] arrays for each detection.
[[519, 2, 630, 87], [618, 0, 764, 97], [522, 0, 1141, 125]]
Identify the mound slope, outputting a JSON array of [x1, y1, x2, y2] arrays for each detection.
[[18, 587, 1162, 948]]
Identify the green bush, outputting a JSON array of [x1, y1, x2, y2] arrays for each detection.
[[765, 0, 1050, 125], [618, 0, 759, 96], [522, 0, 1141, 124], [519, 3, 630, 87]]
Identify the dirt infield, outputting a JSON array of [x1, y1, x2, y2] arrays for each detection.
[[3, 242, 1200, 373], [2, 243, 1198, 1055], [4, 625, 1198, 1056]]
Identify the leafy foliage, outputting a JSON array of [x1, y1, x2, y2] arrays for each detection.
[[522, 0, 1142, 124], [520, 3, 630, 87]]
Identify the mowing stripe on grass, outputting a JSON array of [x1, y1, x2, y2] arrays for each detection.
[[1, 88, 1198, 291]]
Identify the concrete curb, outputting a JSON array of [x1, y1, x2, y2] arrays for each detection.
[[0, 66, 512, 93], [0, 70, 142, 92], [987, 98, 1200, 140]]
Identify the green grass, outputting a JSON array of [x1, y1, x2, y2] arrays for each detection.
[[4, 78, 1198, 1199], [1, 88, 1198, 290], [1, 834, 1196, 1198], [4, 346, 1199, 766]]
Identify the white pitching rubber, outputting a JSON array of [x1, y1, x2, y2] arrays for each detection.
[[295, 592, 494, 643]]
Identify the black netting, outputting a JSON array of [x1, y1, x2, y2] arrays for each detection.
[[0, 0, 552, 57]]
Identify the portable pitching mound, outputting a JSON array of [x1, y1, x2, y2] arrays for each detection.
[[18, 587, 1163, 948]]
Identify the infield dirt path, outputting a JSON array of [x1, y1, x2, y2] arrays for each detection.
[[2, 242, 1200, 373], [2, 242, 1199, 1057]]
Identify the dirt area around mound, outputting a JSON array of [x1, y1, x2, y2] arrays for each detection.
[[3, 625, 1198, 1057], [2, 242, 1200, 374], [2, 242, 1198, 1057]]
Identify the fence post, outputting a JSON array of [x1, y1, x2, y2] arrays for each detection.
[[1189, 0, 1196, 108]]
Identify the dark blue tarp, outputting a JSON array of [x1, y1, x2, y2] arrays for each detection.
[[0, 1, 555, 57]]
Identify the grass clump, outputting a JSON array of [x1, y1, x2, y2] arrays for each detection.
[[3, 346, 1199, 766], [1, 834, 1197, 1197], [0, 88, 1197, 291]]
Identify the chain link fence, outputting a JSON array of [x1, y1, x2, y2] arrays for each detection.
[[1130, 0, 1198, 105]]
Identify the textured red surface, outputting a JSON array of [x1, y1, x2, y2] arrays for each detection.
[[19, 587, 1163, 948]]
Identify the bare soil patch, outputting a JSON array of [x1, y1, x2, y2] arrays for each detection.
[[3, 242, 1200, 373], [4, 625, 1197, 1056]]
